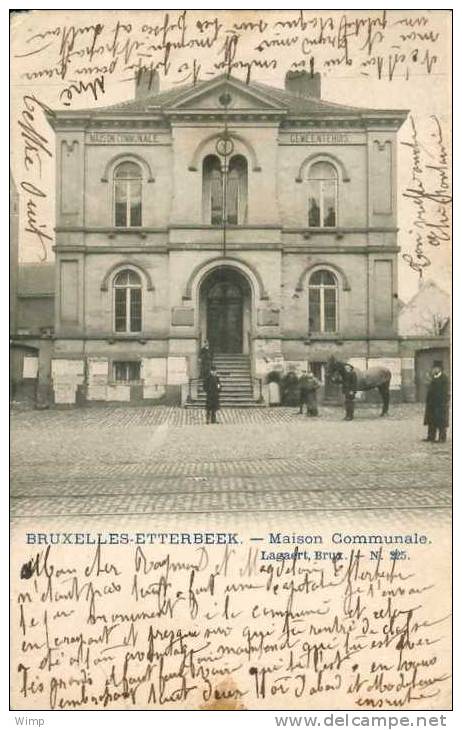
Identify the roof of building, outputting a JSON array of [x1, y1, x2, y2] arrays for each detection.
[[49, 73, 408, 121], [400, 278, 451, 310], [18, 263, 55, 296]]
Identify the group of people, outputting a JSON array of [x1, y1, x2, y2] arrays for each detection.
[[300, 360, 449, 437], [298, 364, 357, 421], [199, 341, 449, 440]]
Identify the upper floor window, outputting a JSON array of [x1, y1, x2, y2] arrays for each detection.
[[113, 269, 142, 333], [202, 154, 248, 225], [308, 162, 337, 228], [227, 155, 248, 225], [308, 269, 338, 333], [114, 162, 142, 227]]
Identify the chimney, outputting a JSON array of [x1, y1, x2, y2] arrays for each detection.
[[135, 67, 160, 100], [285, 70, 321, 99]]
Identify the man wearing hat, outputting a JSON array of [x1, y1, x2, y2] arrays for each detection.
[[423, 361, 449, 442], [204, 366, 222, 424], [342, 363, 358, 421]]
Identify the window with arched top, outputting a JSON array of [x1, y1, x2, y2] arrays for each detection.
[[308, 162, 338, 228], [114, 162, 142, 227], [202, 154, 248, 225], [227, 155, 248, 225], [113, 269, 142, 333], [308, 269, 338, 333]]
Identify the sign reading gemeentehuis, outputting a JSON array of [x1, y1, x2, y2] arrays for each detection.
[[279, 131, 365, 145], [86, 132, 170, 145]]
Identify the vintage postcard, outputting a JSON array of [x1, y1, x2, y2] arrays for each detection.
[[10, 8, 452, 714]]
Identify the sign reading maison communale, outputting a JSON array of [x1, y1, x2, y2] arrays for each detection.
[[86, 132, 169, 145]]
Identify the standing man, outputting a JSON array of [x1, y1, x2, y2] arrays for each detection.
[[342, 363, 357, 421], [423, 362, 449, 442], [298, 370, 310, 415], [204, 366, 221, 424], [199, 340, 212, 384]]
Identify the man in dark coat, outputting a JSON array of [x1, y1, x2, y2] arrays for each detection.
[[423, 363, 449, 442], [204, 367, 221, 424], [298, 371, 310, 415], [199, 340, 213, 383], [342, 363, 358, 421]]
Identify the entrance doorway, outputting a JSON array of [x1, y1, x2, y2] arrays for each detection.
[[201, 268, 251, 354]]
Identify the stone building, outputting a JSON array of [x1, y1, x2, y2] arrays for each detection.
[[46, 70, 409, 406], [10, 261, 55, 404]]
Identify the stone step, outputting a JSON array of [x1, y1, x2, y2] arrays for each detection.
[[191, 353, 260, 407], [204, 382, 253, 387], [215, 366, 251, 371], [194, 390, 255, 398], [185, 401, 266, 406], [199, 376, 251, 382], [187, 399, 263, 408]]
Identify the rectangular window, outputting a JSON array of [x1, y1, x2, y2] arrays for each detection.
[[308, 180, 321, 227], [130, 181, 142, 226], [114, 288, 127, 332], [324, 288, 337, 332], [130, 287, 142, 332], [309, 288, 321, 332], [115, 182, 128, 227], [211, 172, 223, 225], [113, 361, 141, 383], [227, 175, 239, 225], [322, 181, 336, 227]]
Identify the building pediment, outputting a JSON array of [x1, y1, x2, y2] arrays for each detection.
[[165, 75, 287, 114]]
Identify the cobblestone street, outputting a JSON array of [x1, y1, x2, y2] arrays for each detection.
[[10, 403, 451, 533]]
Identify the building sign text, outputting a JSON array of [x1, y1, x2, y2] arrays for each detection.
[[87, 132, 168, 145], [281, 132, 365, 145]]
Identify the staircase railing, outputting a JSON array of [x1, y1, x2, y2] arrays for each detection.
[[186, 377, 202, 404], [247, 330, 254, 377], [251, 377, 264, 403]]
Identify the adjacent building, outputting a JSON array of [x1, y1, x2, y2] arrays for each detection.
[[398, 279, 450, 401], [44, 70, 410, 406]]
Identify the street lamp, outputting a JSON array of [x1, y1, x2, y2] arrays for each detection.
[[215, 91, 233, 258]]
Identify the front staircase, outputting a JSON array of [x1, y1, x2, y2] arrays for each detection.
[[185, 354, 264, 408]]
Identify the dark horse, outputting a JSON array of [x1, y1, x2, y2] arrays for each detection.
[[326, 356, 392, 416]]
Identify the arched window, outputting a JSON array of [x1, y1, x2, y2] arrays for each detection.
[[113, 269, 142, 333], [114, 162, 142, 227], [202, 154, 248, 225], [203, 155, 223, 225], [308, 269, 338, 333], [308, 162, 338, 228], [227, 155, 248, 225]]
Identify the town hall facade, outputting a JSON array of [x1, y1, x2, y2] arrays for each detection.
[[46, 70, 410, 405]]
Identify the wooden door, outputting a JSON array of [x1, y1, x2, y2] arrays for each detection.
[[207, 282, 243, 353]]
